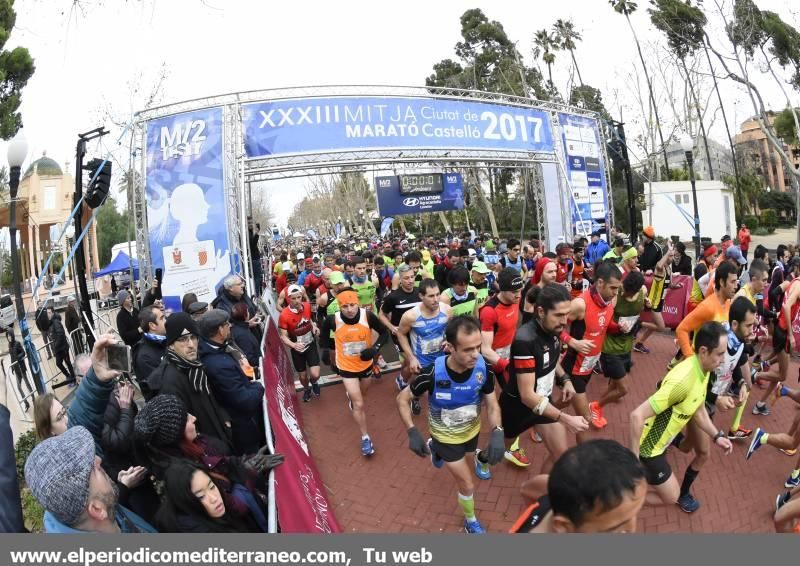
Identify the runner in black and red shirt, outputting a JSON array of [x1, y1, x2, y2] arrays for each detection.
[[498, 283, 588, 474], [278, 285, 321, 403], [480, 268, 527, 466]]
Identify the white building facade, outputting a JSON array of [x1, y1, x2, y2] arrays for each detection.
[[641, 180, 736, 241]]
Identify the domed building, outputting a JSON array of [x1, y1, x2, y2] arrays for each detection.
[[0, 151, 100, 299]]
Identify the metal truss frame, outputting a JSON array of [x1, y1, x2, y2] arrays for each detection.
[[131, 85, 611, 288]]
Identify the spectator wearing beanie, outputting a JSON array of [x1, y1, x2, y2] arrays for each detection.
[[24, 426, 156, 533], [133, 395, 281, 527], [198, 309, 266, 455], [150, 312, 234, 452]]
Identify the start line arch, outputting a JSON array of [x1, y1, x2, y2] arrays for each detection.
[[130, 85, 613, 305]]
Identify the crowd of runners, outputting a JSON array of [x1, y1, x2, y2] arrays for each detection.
[[271, 226, 800, 533]]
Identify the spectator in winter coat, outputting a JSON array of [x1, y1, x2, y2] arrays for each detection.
[[133, 305, 167, 399], [153, 313, 234, 452], [585, 231, 610, 266], [116, 290, 141, 347], [64, 296, 85, 354], [33, 335, 124, 455], [230, 302, 261, 369], [211, 275, 262, 339], [45, 308, 76, 388], [7, 331, 32, 411], [101, 381, 160, 523], [198, 309, 266, 455], [0, 403, 24, 532], [25, 426, 156, 533]]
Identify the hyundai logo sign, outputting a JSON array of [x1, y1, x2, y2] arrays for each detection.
[[402, 197, 419, 207]]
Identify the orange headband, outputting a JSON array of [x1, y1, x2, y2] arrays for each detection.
[[337, 290, 359, 305]]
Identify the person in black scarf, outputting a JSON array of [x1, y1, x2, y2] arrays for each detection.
[[150, 313, 233, 452]]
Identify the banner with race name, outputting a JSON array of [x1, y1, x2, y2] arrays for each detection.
[[262, 315, 341, 533], [144, 107, 232, 311], [558, 113, 610, 238], [242, 96, 554, 157]]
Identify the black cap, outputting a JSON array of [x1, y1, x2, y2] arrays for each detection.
[[165, 312, 199, 345], [497, 268, 524, 292]]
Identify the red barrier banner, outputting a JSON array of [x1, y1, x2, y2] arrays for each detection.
[[661, 275, 691, 329], [640, 274, 691, 330], [262, 315, 341, 533]]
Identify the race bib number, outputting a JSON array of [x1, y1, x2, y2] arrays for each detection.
[[343, 341, 367, 356], [535, 367, 556, 397], [579, 353, 601, 374], [496, 346, 511, 360], [441, 405, 478, 427], [420, 336, 443, 355], [297, 332, 313, 346], [617, 315, 640, 334]]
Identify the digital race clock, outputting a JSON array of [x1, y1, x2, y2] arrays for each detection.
[[398, 173, 444, 195]]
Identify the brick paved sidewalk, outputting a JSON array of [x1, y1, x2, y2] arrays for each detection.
[[298, 333, 800, 533]]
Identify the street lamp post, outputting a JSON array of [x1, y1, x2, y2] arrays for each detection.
[[8, 129, 46, 394], [681, 136, 702, 260], [65, 223, 79, 298]]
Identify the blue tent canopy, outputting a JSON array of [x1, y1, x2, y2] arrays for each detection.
[[94, 251, 139, 279]]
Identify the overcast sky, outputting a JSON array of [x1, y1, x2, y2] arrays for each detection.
[[3, 0, 798, 227]]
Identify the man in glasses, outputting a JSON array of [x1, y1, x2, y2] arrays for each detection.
[[154, 312, 233, 452], [500, 238, 527, 277], [198, 308, 265, 456]]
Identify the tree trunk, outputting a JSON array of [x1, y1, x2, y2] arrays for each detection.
[[703, 43, 742, 210], [438, 211, 452, 234], [680, 58, 714, 180], [626, 13, 670, 175], [469, 169, 499, 238], [570, 49, 584, 87]]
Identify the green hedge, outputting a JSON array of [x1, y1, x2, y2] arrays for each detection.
[[741, 215, 760, 231], [761, 209, 778, 228], [15, 430, 44, 532]]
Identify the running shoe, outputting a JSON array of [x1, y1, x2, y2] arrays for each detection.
[[473, 449, 491, 480], [411, 398, 421, 416], [302, 388, 312, 403], [311, 382, 321, 397], [427, 438, 443, 469], [361, 437, 375, 456], [504, 447, 531, 467], [530, 429, 543, 443], [781, 448, 798, 456], [395, 375, 407, 391], [752, 403, 770, 416], [633, 342, 650, 354], [746, 428, 766, 460], [785, 471, 800, 489], [377, 355, 388, 370], [677, 493, 700, 513], [727, 426, 752, 440], [589, 401, 607, 429], [464, 518, 485, 534]]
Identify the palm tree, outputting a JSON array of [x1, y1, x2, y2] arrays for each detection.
[[533, 29, 557, 86], [609, 0, 670, 176], [553, 19, 584, 87]]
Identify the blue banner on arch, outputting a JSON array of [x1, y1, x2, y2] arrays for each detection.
[[242, 97, 555, 157]]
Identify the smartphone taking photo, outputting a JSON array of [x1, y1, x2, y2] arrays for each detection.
[[106, 343, 132, 373]]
